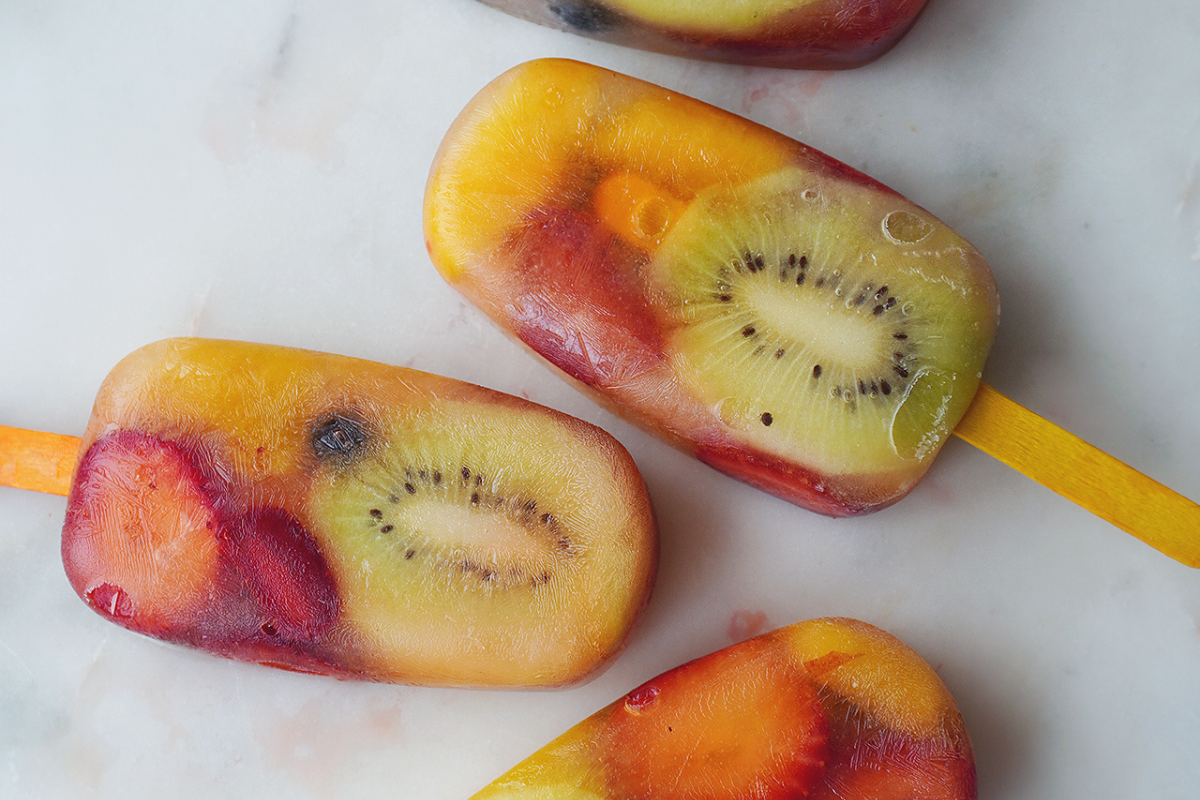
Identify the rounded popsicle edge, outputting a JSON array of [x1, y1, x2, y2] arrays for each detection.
[[4, 338, 661, 687]]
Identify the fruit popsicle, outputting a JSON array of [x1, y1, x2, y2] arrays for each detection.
[[0, 338, 658, 686], [473, 0, 930, 69], [471, 617, 976, 800], [425, 58, 999, 519], [424, 58, 1200, 566]]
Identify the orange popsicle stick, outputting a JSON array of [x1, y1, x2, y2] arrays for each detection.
[[954, 383, 1200, 568], [0, 425, 80, 496]]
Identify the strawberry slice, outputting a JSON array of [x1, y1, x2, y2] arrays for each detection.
[[222, 506, 340, 640], [506, 206, 665, 391]]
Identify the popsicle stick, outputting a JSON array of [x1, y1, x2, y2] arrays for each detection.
[[3, 385, 1197, 567], [0, 425, 80, 496], [954, 383, 1200, 568]]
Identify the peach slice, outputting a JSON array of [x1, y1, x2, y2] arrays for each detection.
[[598, 636, 829, 800], [60, 338, 657, 686], [473, 0, 931, 69], [424, 59, 999, 517], [470, 618, 975, 800]]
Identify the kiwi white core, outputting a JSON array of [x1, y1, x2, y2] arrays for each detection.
[[606, 0, 819, 31], [370, 495, 566, 590], [739, 272, 895, 372]]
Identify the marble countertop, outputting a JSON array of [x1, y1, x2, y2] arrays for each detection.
[[2, 2, 1198, 798]]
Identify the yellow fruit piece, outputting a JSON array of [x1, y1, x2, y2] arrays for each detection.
[[473, 725, 607, 800], [425, 60, 611, 277], [592, 91, 790, 201], [89, 339, 345, 486], [425, 59, 791, 279], [786, 617, 957, 739]]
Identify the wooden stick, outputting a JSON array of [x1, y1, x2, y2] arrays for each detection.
[[954, 383, 1200, 568], [0, 425, 80, 497], [2, 383, 1196, 567]]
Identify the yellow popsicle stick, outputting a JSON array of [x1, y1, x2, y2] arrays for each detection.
[[0, 425, 80, 497], [954, 383, 1200, 568]]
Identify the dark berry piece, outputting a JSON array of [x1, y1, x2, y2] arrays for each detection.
[[225, 507, 340, 640], [311, 413, 369, 461]]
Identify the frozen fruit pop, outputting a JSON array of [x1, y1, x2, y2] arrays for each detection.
[[424, 58, 1200, 566], [426, 59, 998, 517], [474, 0, 930, 69], [0, 338, 658, 686], [470, 617, 976, 800]]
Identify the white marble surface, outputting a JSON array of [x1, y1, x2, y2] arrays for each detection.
[[2, 1, 1199, 798]]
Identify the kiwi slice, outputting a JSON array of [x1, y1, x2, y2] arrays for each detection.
[[648, 166, 997, 478], [306, 399, 654, 686]]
